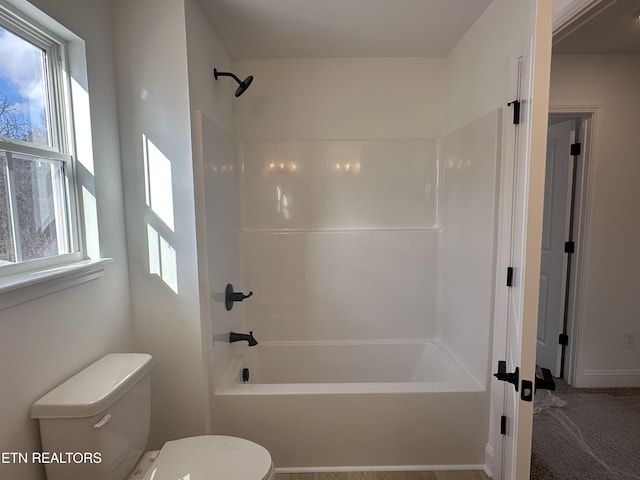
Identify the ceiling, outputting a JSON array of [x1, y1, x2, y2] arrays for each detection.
[[196, 0, 492, 59], [554, 0, 640, 54]]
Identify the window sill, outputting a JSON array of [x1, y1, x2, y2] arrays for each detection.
[[0, 258, 113, 311]]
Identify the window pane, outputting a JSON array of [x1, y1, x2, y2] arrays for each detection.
[[0, 153, 15, 264], [12, 153, 69, 262], [0, 26, 50, 147]]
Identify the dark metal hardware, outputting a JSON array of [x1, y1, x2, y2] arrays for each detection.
[[494, 360, 519, 391], [225, 283, 253, 311], [559, 333, 569, 346], [564, 241, 575, 254], [500, 415, 507, 435], [506, 267, 514, 287], [570, 142, 582, 156], [229, 331, 258, 346], [242, 368, 250, 383], [521, 379, 533, 402], [507, 99, 521, 124]]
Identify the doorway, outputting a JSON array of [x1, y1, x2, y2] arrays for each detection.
[[536, 112, 592, 382]]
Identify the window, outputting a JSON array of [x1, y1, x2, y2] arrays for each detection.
[[0, 3, 81, 275]]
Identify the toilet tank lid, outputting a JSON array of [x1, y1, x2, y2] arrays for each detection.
[[31, 353, 152, 419]]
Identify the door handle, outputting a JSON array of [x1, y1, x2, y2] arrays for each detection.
[[494, 360, 519, 391]]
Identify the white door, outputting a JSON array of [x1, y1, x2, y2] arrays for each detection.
[[498, 3, 553, 475], [501, 41, 534, 480], [536, 120, 573, 375], [481, 1, 554, 478]]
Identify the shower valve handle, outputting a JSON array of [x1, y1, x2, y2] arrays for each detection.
[[225, 283, 253, 311]]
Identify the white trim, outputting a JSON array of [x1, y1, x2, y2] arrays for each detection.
[[0, 258, 111, 310], [484, 443, 495, 479], [548, 106, 598, 388], [552, 0, 609, 34], [580, 369, 640, 388], [275, 465, 487, 474]]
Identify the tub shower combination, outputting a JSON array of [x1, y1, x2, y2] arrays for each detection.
[[203, 109, 502, 469]]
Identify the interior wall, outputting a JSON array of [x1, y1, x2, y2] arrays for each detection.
[[446, 0, 537, 134], [233, 57, 447, 141], [438, 110, 501, 386], [111, 0, 208, 448], [549, 54, 640, 387], [232, 58, 445, 343], [0, 1, 132, 479]]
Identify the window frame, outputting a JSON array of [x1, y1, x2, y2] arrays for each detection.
[[0, 1, 84, 278]]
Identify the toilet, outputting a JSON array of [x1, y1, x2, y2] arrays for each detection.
[[31, 353, 274, 480]]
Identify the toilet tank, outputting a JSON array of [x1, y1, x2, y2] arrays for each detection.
[[31, 353, 153, 480]]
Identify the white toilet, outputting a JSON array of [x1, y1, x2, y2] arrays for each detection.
[[31, 353, 274, 480]]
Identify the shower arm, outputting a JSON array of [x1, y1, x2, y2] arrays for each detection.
[[214, 69, 242, 85]]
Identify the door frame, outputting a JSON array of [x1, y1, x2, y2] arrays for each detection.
[[546, 107, 596, 386]]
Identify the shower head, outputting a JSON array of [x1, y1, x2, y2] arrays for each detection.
[[213, 68, 254, 97]]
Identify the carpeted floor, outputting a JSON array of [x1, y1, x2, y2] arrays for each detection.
[[530, 379, 640, 479]]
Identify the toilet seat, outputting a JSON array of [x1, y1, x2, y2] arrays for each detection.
[[143, 435, 274, 480]]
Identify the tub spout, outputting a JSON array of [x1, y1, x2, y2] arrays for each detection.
[[229, 331, 258, 347]]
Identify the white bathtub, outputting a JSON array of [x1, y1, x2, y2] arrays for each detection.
[[213, 340, 489, 470], [217, 340, 483, 394]]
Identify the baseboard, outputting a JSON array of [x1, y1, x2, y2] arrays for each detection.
[[275, 464, 487, 473], [484, 443, 495, 479], [578, 369, 640, 388]]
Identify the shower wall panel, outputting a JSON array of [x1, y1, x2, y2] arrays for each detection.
[[241, 139, 438, 231], [437, 110, 502, 385], [241, 230, 438, 342], [240, 138, 439, 342], [194, 112, 244, 387]]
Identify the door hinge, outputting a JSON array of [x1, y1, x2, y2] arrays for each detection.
[[506, 267, 514, 287], [521, 379, 533, 402], [559, 333, 569, 346], [507, 99, 521, 125], [500, 415, 507, 435], [570, 142, 582, 156], [564, 241, 575, 254]]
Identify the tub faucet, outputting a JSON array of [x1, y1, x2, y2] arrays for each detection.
[[229, 331, 258, 347]]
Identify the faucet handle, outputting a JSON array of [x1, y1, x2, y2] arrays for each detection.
[[225, 284, 253, 311]]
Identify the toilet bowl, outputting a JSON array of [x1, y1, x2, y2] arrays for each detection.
[[31, 353, 274, 480]]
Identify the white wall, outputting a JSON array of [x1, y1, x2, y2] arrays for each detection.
[[446, 1, 537, 134], [232, 58, 445, 345], [0, 1, 132, 479], [549, 54, 640, 387], [233, 57, 447, 140], [111, 0, 208, 448]]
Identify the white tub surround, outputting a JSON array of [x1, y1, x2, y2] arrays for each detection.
[[437, 110, 502, 385], [239, 138, 439, 344], [214, 341, 487, 469], [216, 56, 503, 470]]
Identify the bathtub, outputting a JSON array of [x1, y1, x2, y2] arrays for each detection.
[[217, 340, 482, 394], [213, 340, 490, 470]]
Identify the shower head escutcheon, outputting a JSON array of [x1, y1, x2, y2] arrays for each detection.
[[213, 68, 254, 97]]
